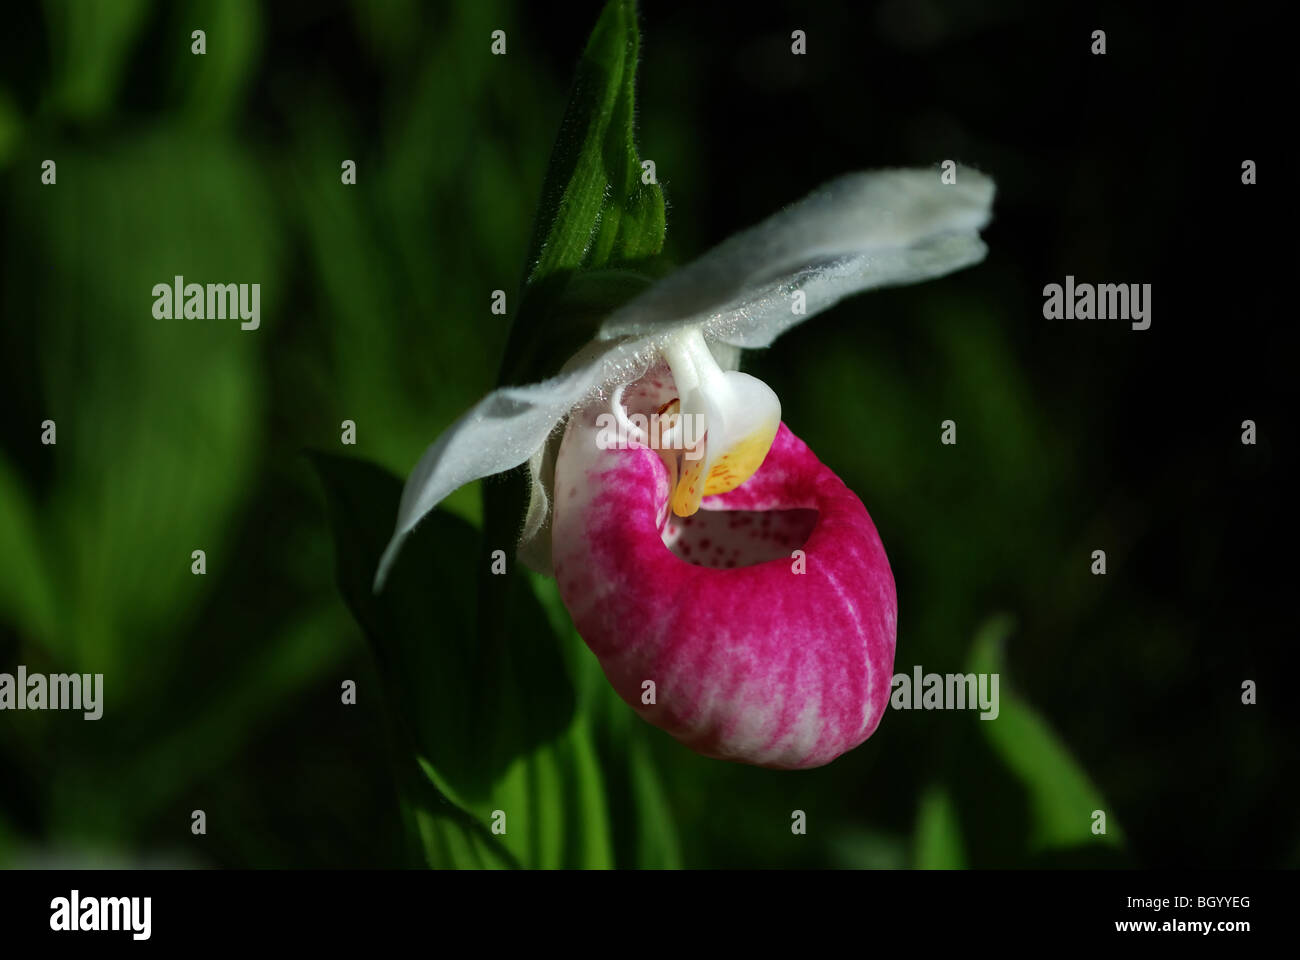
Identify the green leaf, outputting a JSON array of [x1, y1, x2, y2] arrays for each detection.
[[0, 460, 56, 642], [498, 0, 667, 390], [174, 0, 262, 126], [311, 452, 574, 790], [7, 133, 270, 678], [42, 0, 152, 121], [625, 725, 682, 868], [529, 573, 680, 868], [522, 0, 665, 289], [311, 452, 614, 868], [914, 784, 966, 869], [969, 615, 1124, 853], [0, 92, 21, 168]]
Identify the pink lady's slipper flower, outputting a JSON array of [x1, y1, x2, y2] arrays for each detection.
[[377, 169, 994, 768]]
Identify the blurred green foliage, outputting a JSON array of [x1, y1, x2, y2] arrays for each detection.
[[0, 0, 1292, 869]]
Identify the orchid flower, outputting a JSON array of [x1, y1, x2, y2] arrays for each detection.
[[378, 168, 994, 769]]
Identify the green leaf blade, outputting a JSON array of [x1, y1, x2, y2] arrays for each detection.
[[969, 616, 1125, 854], [312, 452, 623, 868], [914, 784, 967, 869], [522, 0, 665, 290]]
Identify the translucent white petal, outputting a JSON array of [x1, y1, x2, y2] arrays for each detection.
[[376, 380, 594, 592], [374, 335, 660, 590], [707, 231, 987, 349], [707, 339, 742, 372], [516, 440, 557, 575], [598, 167, 994, 346]]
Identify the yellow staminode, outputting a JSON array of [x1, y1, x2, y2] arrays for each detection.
[[704, 423, 781, 496], [661, 328, 781, 517]]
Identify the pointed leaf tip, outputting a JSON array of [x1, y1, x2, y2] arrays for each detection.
[[522, 0, 664, 289]]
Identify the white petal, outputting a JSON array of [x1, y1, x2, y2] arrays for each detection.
[[375, 373, 585, 590], [374, 336, 658, 590], [598, 168, 994, 346], [516, 440, 557, 575], [708, 231, 987, 349], [708, 339, 742, 372]]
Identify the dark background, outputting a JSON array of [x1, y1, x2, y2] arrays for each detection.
[[0, 0, 1292, 868]]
